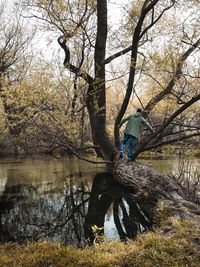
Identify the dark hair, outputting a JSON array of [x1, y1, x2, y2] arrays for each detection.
[[137, 108, 142, 113]]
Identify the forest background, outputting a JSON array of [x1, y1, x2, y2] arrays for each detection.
[[0, 0, 199, 160]]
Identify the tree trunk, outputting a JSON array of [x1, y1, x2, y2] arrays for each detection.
[[84, 158, 199, 243], [113, 158, 200, 220], [86, 0, 116, 160], [86, 84, 116, 159]]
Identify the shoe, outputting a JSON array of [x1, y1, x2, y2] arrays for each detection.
[[131, 154, 136, 161], [128, 158, 135, 162], [119, 152, 123, 159]]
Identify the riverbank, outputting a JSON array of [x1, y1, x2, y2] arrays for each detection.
[[0, 217, 199, 267], [141, 144, 200, 159], [0, 142, 199, 159]]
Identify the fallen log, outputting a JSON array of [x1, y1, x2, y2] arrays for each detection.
[[85, 156, 199, 242], [113, 157, 200, 222]]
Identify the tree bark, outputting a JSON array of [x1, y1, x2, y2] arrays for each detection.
[[86, 0, 116, 160], [58, 0, 116, 160], [113, 158, 200, 221]]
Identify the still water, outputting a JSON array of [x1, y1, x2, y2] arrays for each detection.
[[0, 156, 199, 245]]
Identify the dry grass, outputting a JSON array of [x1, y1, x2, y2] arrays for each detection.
[[0, 218, 199, 267]]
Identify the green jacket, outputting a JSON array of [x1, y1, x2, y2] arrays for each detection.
[[119, 112, 154, 138]]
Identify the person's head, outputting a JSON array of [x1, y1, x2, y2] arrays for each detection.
[[137, 108, 142, 113]]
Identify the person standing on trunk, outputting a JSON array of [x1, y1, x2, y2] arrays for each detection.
[[118, 108, 154, 161]]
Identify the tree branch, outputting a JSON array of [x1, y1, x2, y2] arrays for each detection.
[[114, 0, 160, 146], [133, 92, 200, 158], [144, 38, 200, 115], [139, 3, 175, 39], [105, 0, 173, 65], [57, 36, 93, 84], [144, 132, 200, 151]]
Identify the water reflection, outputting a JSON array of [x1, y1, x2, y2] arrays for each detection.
[[0, 156, 199, 245], [84, 172, 155, 243], [0, 157, 105, 245]]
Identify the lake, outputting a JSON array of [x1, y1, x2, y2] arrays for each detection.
[[0, 156, 199, 245]]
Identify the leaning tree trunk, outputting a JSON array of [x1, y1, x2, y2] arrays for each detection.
[[84, 158, 199, 243], [113, 157, 200, 223]]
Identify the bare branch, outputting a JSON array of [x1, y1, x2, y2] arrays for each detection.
[[114, 0, 160, 146], [134, 92, 200, 158], [140, 3, 175, 39], [57, 36, 93, 84], [144, 38, 200, 115], [144, 132, 200, 151], [105, 0, 174, 65]]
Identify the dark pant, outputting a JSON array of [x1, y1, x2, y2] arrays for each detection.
[[119, 133, 136, 160]]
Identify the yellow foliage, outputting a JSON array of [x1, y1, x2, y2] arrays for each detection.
[[1, 65, 83, 148]]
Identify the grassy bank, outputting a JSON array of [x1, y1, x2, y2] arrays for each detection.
[[0, 218, 199, 267]]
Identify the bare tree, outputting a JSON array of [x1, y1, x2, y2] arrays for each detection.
[[20, 0, 199, 160]]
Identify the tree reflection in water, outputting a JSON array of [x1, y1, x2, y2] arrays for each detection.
[[0, 170, 156, 245], [85, 172, 156, 243], [0, 169, 91, 246]]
